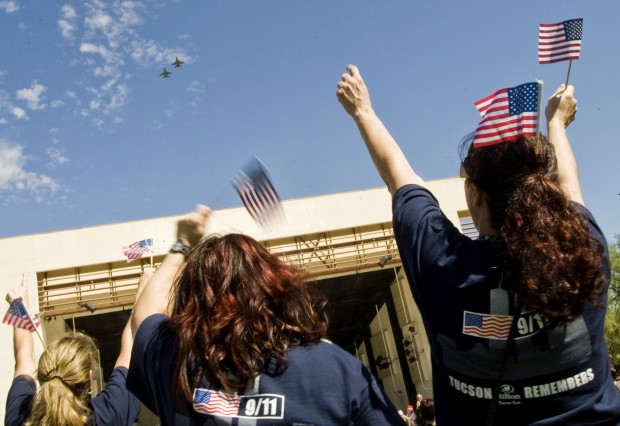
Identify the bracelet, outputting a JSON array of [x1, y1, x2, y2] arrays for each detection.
[[169, 240, 191, 257]]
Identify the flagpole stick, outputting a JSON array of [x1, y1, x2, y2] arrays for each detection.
[[32, 323, 46, 349], [536, 80, 544, 137], [564, 60, 573, 88], [17, 299, 46, 349]]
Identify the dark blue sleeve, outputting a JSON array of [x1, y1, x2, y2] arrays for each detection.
[[126, 313, 174, 416], [392, 184, 464, 270], [353, 367, 405, 425], [5, 375, 36, 426], [89, 367, 141, 426], [392, 184, 468, 296]]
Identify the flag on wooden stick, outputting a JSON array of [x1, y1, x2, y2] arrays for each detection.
[[538, 19, 583, 64], [3, 298, 41, 331], [472, 82, 540, 147], [122, 238, 153, 263], [232, 157, 283, 228]]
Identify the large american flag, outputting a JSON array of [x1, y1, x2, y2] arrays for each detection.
[[193, 389, 241, 417], [463, 311, 513, 340], [122, 238, 153, 263], [472, 82, 539, 147], [538, 19, 583, 64], [232, 157, 282, 228], [3, 298, 41, 331]]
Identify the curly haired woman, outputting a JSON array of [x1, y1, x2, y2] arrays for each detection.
[[337, 64, 620, 425], [127, 206, 402, 425]]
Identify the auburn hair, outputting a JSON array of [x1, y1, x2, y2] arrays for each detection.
[[26, 333, 98, 426], [461, 135, 605, 321], [168, 233, 329, 401]]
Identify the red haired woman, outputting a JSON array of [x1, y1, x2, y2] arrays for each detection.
[[337, 65, 620, 425], [128, 206, 402, 425]]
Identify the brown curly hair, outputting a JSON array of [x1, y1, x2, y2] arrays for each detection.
[[461, 135, 605, 321], [168, 233, 329, 402]]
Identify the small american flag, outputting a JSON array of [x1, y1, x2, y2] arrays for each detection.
[[193, 388, 241, 417], [538, 19, 583, 64], [463, 311, 513, 340], [3, 298, 41, 331], [232, 157, 283, 228], [472, 82, 539, 147], [122, 238, 153, 263]]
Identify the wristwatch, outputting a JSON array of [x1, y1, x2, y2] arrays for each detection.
[[169, 240, 191, 257]]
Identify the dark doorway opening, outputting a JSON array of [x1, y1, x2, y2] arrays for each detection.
[[313, 268, 397, 354], [68, 309, 131, 381]]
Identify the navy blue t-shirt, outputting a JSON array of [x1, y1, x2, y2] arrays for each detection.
[[4, 367, 140, 426], [393, 184, 620, 425], [127, 313, 403, 425]]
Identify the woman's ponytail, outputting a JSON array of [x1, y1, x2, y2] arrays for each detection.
[[25, 333, 98, 426], [462, 135, 605, 321]]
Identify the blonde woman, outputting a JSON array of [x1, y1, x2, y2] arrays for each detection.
[[4, 272, 148, 426]]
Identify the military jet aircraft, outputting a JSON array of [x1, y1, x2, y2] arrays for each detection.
[[160, 68, 171, 78], [172, 57, 184, 68]]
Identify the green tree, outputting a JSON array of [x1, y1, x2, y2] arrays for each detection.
[[605, 234, 620, 368]]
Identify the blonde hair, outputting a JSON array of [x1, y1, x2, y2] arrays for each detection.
[[25, 333, 99, 426]]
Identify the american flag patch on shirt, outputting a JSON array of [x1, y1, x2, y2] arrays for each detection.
[[192, 388, 285, 419], [193, 389, 241, 416], [463, 310, 513, 340]]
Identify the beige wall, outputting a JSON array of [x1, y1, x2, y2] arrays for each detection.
[[0, 178, 467, 421]]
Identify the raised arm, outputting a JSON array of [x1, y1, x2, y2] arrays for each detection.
[[337, 65, 423, 195], [115, 267, 155, 368], [6, 273, 37, 379], [545, 84, 583, 205], [131, 205, 211, 337]]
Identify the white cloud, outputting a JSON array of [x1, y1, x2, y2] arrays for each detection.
[[116, 1, 143, 27], [11, 106, 27, 120], [46, 147, 69, 166], [93, 64, 115, 77], [55, 1, 188, 128], [164, 101, 179, 118], [51, 99, 65, 108], [0, 140, 60, 195], [107, 83, 127, 109], [60, 3, 77, 19], [0, 1, 19, 13], [58, 4, 78, 39], [130, 39, 174, 66], [79, 42, 118, 64], [186, 80, 204, 93], [85, 10, 112, 31], [16, 82, 47, 110]]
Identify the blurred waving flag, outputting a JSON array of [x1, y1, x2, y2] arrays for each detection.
[[122, 238, 153, 263], [3, 298, 41, 331], [472, 82, 540, 147], [232, 157, 283, 228], [538, 18, 583, 64]]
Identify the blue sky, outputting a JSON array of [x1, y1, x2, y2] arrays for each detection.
[[1, 1, 618, 243]]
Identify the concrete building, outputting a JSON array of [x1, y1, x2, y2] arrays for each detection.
[[0, 177, 473, 422]]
